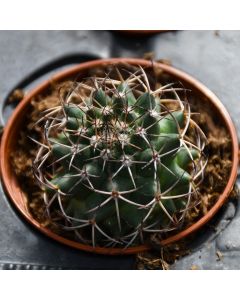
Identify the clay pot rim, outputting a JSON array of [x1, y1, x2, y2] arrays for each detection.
[[0, 58, 238, 255]]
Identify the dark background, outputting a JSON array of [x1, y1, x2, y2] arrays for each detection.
[[0, 30, 239, 269]]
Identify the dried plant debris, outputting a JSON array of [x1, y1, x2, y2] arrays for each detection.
[[143, 52, 172, 66], [137, 252, 170, 270], [143, 52, 155, 61], [157, 59, 172, 66], [136, 240, 191, 270], [216, 250, 223, 261], [190, 264, 200, 270], [7, 89, 25, 103]]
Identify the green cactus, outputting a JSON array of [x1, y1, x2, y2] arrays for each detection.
[[33, 67, 207, 248]]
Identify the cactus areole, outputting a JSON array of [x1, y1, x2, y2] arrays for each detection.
[[32, 65, 207, 249]]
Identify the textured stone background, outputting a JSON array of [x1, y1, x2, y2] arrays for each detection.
[[0, 30, 239, 269]]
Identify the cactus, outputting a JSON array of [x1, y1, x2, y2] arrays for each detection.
[[33, 66, 207, 248]]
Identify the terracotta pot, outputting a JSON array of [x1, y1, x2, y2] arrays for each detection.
[[0, 58, 239, 255]]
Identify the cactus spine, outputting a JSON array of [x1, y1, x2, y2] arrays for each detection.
[[33, 66, 207, 248]]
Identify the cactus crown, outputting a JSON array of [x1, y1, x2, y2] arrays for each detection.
[[33, 66, 207, 248]]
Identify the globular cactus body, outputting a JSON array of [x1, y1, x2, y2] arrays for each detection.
[[33, 67, 206, 248]]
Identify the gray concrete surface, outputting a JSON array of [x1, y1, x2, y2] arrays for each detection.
[[0, 30, 239, 269]]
